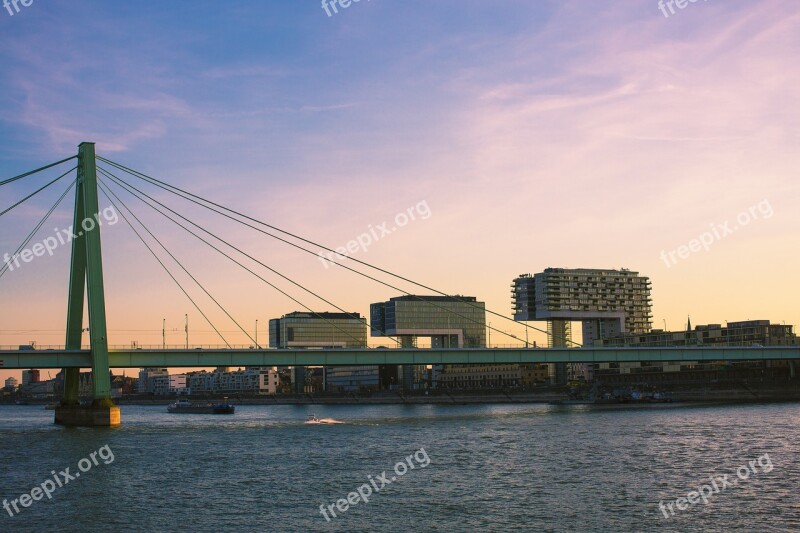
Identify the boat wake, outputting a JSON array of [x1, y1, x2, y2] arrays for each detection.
[[305, 415, 344, 425]]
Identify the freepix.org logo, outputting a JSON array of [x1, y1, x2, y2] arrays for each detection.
[[2, 206, 119, 274], [3, 445, 115, 518], [319, 448, 431, 522], [318, 201, 432, 269], [3, 0, 35, 17], [321, 0, 370, 18]]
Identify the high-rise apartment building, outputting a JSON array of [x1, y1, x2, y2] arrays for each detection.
[[513, 268, 653, 383], [512, 268, 653, 344]]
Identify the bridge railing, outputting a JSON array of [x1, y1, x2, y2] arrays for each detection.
[[0, 343, 548, 351]]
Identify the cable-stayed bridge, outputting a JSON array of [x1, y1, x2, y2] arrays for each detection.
[[2, 143, 797, 425]]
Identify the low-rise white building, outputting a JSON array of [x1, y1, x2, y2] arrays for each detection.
[[259, 368, 280, 394], [169, 374, 188, 394], [187, 368, 263, 394], [137, 367, 279, 395]]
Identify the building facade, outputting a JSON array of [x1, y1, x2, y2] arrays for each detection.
[[435, 363, 550, 389], [370, 295, 487, 390], [325, 366, 380, 392], [186, 368, 263, 395], [370, 295, 486, 348], [269, 311, 367, 348], [594, 320, 797, 382], [270, 311, 369, 393], [512, 268, 653, 343], [138, 368, 170, 394], [600, 320, 796, 348], [259, 368, 280, 394], [513, 268, 653, 383], [21, 369, 40, 387]]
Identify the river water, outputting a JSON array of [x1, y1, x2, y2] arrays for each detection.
[[0, 402, 798, 532]]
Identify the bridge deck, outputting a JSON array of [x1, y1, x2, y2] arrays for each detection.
[[0, 347, 798, 369]]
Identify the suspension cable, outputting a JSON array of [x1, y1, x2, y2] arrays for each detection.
[[98, 179, 259, 348], [97, 159, 577, 347], [97, 182, 232, 348], [0, 166, 77, 218], [0, 156, 77, 187], [0, 179, 76, 280], [99, 169, 378, 348]]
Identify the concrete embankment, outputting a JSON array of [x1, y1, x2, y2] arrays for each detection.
[[115, 384, 800, 406]]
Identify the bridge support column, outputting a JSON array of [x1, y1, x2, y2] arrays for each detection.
[[547, 320, 571, 386], [55, 142, 119, 427]]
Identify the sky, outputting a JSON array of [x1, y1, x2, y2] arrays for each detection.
[[1, 0, 799, 382]]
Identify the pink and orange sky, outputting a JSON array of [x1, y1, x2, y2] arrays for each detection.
[[1, 0, 799, 381]]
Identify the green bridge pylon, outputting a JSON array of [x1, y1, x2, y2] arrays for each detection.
[[61, 142, 113, 411]]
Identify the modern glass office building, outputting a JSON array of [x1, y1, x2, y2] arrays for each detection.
[[269, 311, 368, 393], [370, 295, 487, 390], [269, 311, 367, 348], [325, 366, 380, 392], [370, 295, 486, 348]]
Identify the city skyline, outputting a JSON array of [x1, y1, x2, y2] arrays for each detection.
[[2, 0, 799, 384]]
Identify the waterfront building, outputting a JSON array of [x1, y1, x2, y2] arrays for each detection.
[[4, 377, 18, 391], [78, 371, 96, 397], [512, 268, 652, 382], [20, 379, 56, 400], [138, 368, 170, 394], [133, 368, 269, 396], [436, 364, 521, 389], [325, 366, 380, 392], [111, 375, 136, 398], [370, 295, 486, 389], [269, 311, 367, 348], [21, 369, 40, 386], [522, 364, 551, 386], [434, 363, 550, 389], [512, 268, 653, 340], [169, 374, 188, 395], [186, 368, 261, 395], [370, 295, 486, 347], [270, 311, 369, 393], [259, 368, 280, 394], [594, 320, 798, 382], [600, 320, 796, 348]]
